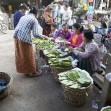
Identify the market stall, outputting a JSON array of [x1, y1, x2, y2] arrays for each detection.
[[32, 37, 93, 106], [94, 10, 111, 21]]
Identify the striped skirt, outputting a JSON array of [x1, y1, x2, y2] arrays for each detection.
[[14, 38, 38, 74]]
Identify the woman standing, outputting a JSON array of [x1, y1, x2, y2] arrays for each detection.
[[62, 5, 70, 25], [42, 5, 54, 36], [87, 2, 94, 24], [14, 7, 48, 77]]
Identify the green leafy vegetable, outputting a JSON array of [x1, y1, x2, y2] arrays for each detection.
[[58, 68, 92, 89], [103, 106, 111, 111]]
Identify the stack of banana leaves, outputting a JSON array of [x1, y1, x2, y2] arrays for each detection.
[[49, 57, 72, 68], [58, 68, 93, 89]]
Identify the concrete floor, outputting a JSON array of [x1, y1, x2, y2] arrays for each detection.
[[0, 30, 96, 111]]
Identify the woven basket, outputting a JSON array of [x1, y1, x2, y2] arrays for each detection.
[[101, 106, 111, 111], [0, 72, 13, 100], [51, 67, 72, 83], [61, 84, 93, 106]]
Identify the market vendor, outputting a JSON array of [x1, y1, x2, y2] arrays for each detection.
[[67, 23, 84, 48], [53, 24, 72, 40], [68, 30, 102, 74], [14, 7, 48, 77]]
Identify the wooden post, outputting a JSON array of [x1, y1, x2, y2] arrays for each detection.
[[35, 0, 38, 8]]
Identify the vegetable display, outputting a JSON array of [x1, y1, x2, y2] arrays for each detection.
[[49, 57, 72, 68], [32, 38, 55, 50], [58, 68, 93, 89], [44, 48, 68, 58]]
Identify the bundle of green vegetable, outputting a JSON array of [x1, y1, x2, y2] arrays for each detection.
[[43, 49, 61, 58], [58, 68, 93, 89], [32, 38, 55, 50], [49, 57, 72, 68], [44, 48, 68, 58], [101, 106, 111, 111]]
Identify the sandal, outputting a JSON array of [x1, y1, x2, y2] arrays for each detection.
[[25, 71, 42, 77]]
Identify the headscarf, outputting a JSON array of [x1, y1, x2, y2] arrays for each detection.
[[42, 5, 53, 25]]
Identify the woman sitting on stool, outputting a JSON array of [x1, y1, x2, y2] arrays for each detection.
[[68, 30, 103, 74]]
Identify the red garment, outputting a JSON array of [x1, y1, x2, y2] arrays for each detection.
[[68, 33, 83, 48]]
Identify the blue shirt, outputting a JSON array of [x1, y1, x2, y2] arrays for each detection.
[[87, 6, 94, 15], [14, 10, 24, 28], [14, 14, 44, 44]]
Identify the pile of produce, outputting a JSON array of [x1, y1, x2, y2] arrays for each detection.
[[58, 68, 93, 89], [75, 4, 87, 17], [44, 48, 68, 58], [101, 106, 111, 111], [49, 57, 72, 68], [45, 49, 61, 57], [32, 38, 55, 50]]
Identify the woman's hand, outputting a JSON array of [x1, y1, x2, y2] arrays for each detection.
[[44, 36, 49, 40], [68, 46, 74, 52], [64, 41, 71, 48], [49, 38, 55, 42], [49, 34, 53, 37], [75, 47, 84, 52]]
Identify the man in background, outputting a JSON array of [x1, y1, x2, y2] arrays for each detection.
[[14, 3, 28, 28]]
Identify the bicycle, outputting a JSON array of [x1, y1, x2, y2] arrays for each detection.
[[0, 21, 8, 34], [0, 15, 8, 34]]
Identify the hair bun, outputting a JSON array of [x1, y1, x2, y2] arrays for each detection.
[[29, 7, 37, 15]]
